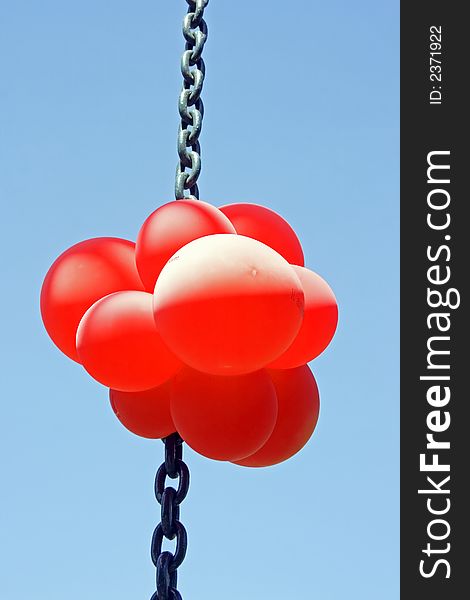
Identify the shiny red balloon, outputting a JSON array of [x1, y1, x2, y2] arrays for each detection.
[[219, 203, 304, 266], [234, 365, 320, 467], [171, 368, 278, 461], [41, 237, 145, 362], [154, 234, 305, 375], [135, 199, 236, 291], [77, 291, 182, 392], [110, 380, 176, 439], [269, 266, 338, 369]]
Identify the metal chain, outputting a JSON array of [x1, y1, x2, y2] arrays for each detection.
[[175, 0, 209, 200], [150, 433, 190, 600], [152, 3, 203, 594]]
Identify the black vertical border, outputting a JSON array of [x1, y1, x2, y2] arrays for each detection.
[[401, 3, 469, 598]]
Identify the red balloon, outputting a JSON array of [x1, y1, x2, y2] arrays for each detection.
[[269, 266, 338, 369], [234, 365, 320, 467], [135, 199, 236, 291], [154, 234, 305, 375], [110, 380, 176, 439], [219, 203, 304, 266], [171, 368, 278, 461], [41, 238, 145, 362], [76, 291, 182, 392]]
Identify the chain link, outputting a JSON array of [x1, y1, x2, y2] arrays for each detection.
[[150, 433, 189, 600], [175, 0, 209, 200]]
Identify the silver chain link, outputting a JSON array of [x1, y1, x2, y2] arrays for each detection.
[[175, 0, 209, 200]]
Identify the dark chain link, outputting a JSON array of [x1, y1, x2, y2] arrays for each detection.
[[175, 0, 209, 200], [150, 433, 190, 600]]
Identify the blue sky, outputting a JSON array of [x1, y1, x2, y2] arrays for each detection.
[[0, 1, 398, 598]]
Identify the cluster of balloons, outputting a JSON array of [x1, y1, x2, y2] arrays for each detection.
[[41, 200, 337, 466]]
